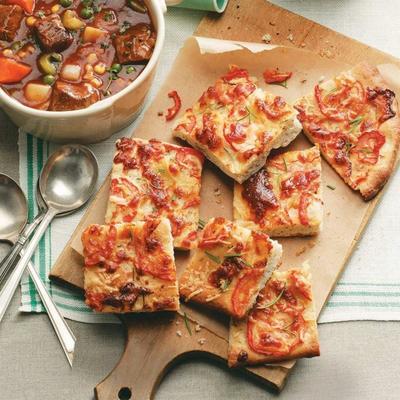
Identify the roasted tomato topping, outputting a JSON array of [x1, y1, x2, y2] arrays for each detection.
[[208, 256, 246, 288], [222, 65, 249, 82], [114, 138, 138, 169], [306, 122, 338, 141], [242, 168, 279, 219], [196, 113, 222, 150], [232, 268, 264, 318], [298, 192, 313, 226], [351, 130, 385, 165], [314, 80, 365, 122], [366, 87, 396, 123], [263, 68, 292, 84], [223, 122, 246, 151], [256, 96, 289, 120], [134, 221, 175, 281], [199, 217, 232, 249], [165, 90, 182, 121], [280, 170, 320, 198]]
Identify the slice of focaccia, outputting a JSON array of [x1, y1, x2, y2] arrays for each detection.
[[294, 62, 400, 200], [228, 266, 320, 367], [233, 146, 323, 237], [105, 137, 204, 250], [173, 65, 302, 183], [179, 217, 282, 319], [82, 218, 179, 313]]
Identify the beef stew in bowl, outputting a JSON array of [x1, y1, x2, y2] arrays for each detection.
[[0, 0, 156, 111]]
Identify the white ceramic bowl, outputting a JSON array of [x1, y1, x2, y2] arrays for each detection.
[[0, 0, 167, 143]]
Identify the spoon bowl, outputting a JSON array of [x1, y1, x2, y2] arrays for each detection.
[[0, 175, 28, 242], [0, 173, 76, 365], [39, 145, 98, 212]]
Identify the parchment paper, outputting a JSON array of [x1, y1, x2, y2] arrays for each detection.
[[59, 36, 400, 368]]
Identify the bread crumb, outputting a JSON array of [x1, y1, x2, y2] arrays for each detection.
[[262, 33, 272, 43], [157, 111, 163, 116], [300, 42, 306, 48], [296, 247, 307, 256], [175, 320, 180, 325], [198, 338, 206, 345], [269, 21, 276, 26], [287, 33, 294, 42], [214, 187, 221, 196], [300, 79, 307, 84], [176, 330, 182, 337], [319, 49, 334, 59], [195, 324, 201, 332]]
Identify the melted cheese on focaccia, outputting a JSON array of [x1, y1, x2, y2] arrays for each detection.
[[228, 266, 319, 366], [180, 217, 282, 318], [173, 66, 301, 179], [234, 147, 323, 235], [294, 63, 398, 198], [105, 137, 204, 249], [82, 219, 179, 313]]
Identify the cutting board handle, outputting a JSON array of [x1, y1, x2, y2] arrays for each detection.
[[95, 312, 228, 400]]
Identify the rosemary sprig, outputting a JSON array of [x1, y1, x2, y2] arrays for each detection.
[[205, 251, 221, 264], [198, 218, 206, 230], [327, 184, 336, 190], [349, 116, 363, 127], [258, 284, 286, 309], [183, 312, 192, 336]]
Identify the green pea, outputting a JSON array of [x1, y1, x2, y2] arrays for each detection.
[[110, 63, 122, 74], [126, 66, 136, 74], [59, 0, 72, 7], [80, 7, 93, 19], [43, 74, 56, 85]]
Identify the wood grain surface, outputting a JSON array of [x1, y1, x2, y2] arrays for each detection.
[[49, 1, 400, 399]]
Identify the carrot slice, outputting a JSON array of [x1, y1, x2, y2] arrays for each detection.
[[6, 0, 35, 14], [0, 57, 32, 84]]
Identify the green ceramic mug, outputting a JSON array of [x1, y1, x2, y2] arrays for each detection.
[[167, 0, 229, 13]]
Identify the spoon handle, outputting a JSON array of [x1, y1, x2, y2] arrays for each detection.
[[0, 208, 56, 322], [0, 212, 45, 284], [26, 258, 76, 366]]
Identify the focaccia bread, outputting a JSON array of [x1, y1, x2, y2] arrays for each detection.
[[173, 65, 302, 183], [233, 146, 323, 236], [179, 217, 282, 319], [228, 266, 320, 367], [294, 62, 400, 200], [82, 218, 179, 313], [105, 137, 204, 250]]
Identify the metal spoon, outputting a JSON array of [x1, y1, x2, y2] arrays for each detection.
[[0, 145, 98, 327], [0, 174, 77, 366]]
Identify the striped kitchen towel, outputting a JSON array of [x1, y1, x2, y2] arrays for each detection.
[[18, 132, 400, 324]]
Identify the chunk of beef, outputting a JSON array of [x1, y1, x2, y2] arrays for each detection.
[[0, 4, 23, 42], [49, 81, 100, 111], [34, 14, 73, 52], [113, 23, 156, 64]]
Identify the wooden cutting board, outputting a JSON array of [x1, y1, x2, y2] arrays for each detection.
[[49, 1, 400, 399]]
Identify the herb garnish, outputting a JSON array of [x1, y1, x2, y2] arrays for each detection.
[[327, 184, 336, 190], [219, 279, 230, 292], [183, 312, 192, 336], [205, 251, 221, 264], [198, 219, 206, 230], [271, 80, 288, 89], [259, 284, 286, 309], [349, 116, 363, 129]]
